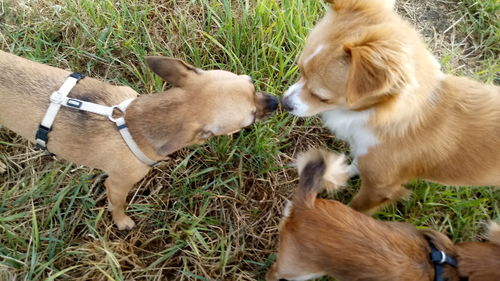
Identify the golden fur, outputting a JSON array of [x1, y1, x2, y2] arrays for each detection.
[[281, 0, 500, 213], [266, 148, 500, 281], [0, 51, 278, 229]]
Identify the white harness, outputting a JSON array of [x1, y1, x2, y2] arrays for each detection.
[[35, 73, 157, 166]]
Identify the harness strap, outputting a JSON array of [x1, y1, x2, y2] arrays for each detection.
[[36, 73, 158, 166], [110, 100, 158, 166], [36, 72, 85, 149], [429, 243, 458, 281], [62, 97, 114, 116]]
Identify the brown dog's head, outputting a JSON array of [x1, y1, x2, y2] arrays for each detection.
[[281, 0, 428, 116], [128, 56, 278, 156]]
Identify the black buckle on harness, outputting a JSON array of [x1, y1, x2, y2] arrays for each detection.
[[35, 72, 85, 150], [70, 72, 86, 81], [430, 243, 458, 281], [66, 98, 83, 108], [35, 124, 51, 149]]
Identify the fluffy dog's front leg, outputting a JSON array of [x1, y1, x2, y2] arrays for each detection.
[[105, 168, 149, 230]]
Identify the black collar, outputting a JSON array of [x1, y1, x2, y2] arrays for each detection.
[[429, 243, 458, 281]]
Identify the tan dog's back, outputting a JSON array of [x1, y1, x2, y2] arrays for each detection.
[[0, 50, 139, 170]]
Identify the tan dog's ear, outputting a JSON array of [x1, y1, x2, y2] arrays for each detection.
[[155, 130, 194, 156], [146, 56, 200, 87], [343, 26, 410, 107], [156, 127, 212, 156]]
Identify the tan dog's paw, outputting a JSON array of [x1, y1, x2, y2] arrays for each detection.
[[114, 215, 136, 230]]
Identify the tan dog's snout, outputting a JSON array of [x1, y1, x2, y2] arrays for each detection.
[[260, 92, 279, 118]]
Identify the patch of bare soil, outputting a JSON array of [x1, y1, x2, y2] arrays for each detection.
[[396, 0, 484, 74]]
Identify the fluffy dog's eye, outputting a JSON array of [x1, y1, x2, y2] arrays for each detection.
[[311, 92, 329, 102]]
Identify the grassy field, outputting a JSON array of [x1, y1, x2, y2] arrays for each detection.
[[0, 0, 498, 280]]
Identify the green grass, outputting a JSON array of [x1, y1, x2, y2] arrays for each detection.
[[460, 0, 499, 57], [457, 0, 500, 83], [0, 0, 499, 280]]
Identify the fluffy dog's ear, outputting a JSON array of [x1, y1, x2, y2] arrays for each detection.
[[344, 26, 410, 107], [146, 56, 200, 87]]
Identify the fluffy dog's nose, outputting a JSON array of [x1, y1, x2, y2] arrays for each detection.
[[266, 95, 279, 112], [281, 96, 294, 112]]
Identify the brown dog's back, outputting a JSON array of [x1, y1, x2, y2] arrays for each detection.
[[456, 222, 500, 281], [268, 149, 499, 281]]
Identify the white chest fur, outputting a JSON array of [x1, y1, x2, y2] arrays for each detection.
[[321, 109, 379, 158]]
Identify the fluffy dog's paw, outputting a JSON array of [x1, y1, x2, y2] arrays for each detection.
[[115, 215, 136, 230]]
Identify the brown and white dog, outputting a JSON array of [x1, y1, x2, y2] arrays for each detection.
[[0, 50, 278, 229], [266, 149, 500, 281], [281, 0, 500, 214]]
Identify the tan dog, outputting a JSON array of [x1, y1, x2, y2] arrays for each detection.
[[281, 0, 500, 214], [0, 50, 278, 229], [266, 149, 500, 281]]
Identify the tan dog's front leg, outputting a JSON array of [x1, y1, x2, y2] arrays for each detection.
[[105, 169, 148, 230], [350, 182, 409, 214]]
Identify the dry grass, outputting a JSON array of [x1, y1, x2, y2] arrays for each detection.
[[0, 0, 498, 280]]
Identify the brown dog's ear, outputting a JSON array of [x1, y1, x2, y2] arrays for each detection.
[[146, 56, 200, 87], [343, 26, 410, 107]]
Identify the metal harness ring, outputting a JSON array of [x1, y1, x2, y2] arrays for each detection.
[[108, 105, 125, 122]]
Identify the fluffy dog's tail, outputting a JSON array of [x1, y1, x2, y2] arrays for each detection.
[[487, 221, 500, 245], [294, 149, 350, 208]]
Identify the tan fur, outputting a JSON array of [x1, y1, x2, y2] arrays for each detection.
[[266, 149, 500, 281], [0, 51, 277, 229], [283, 0, 500, 213]]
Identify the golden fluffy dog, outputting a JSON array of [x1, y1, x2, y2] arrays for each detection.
[[281, 0, 500, 213], [266, 149, 500, 281], [0, 50, 278, 229]]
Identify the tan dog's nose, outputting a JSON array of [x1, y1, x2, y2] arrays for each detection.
[[265, 94, 279, 112]]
